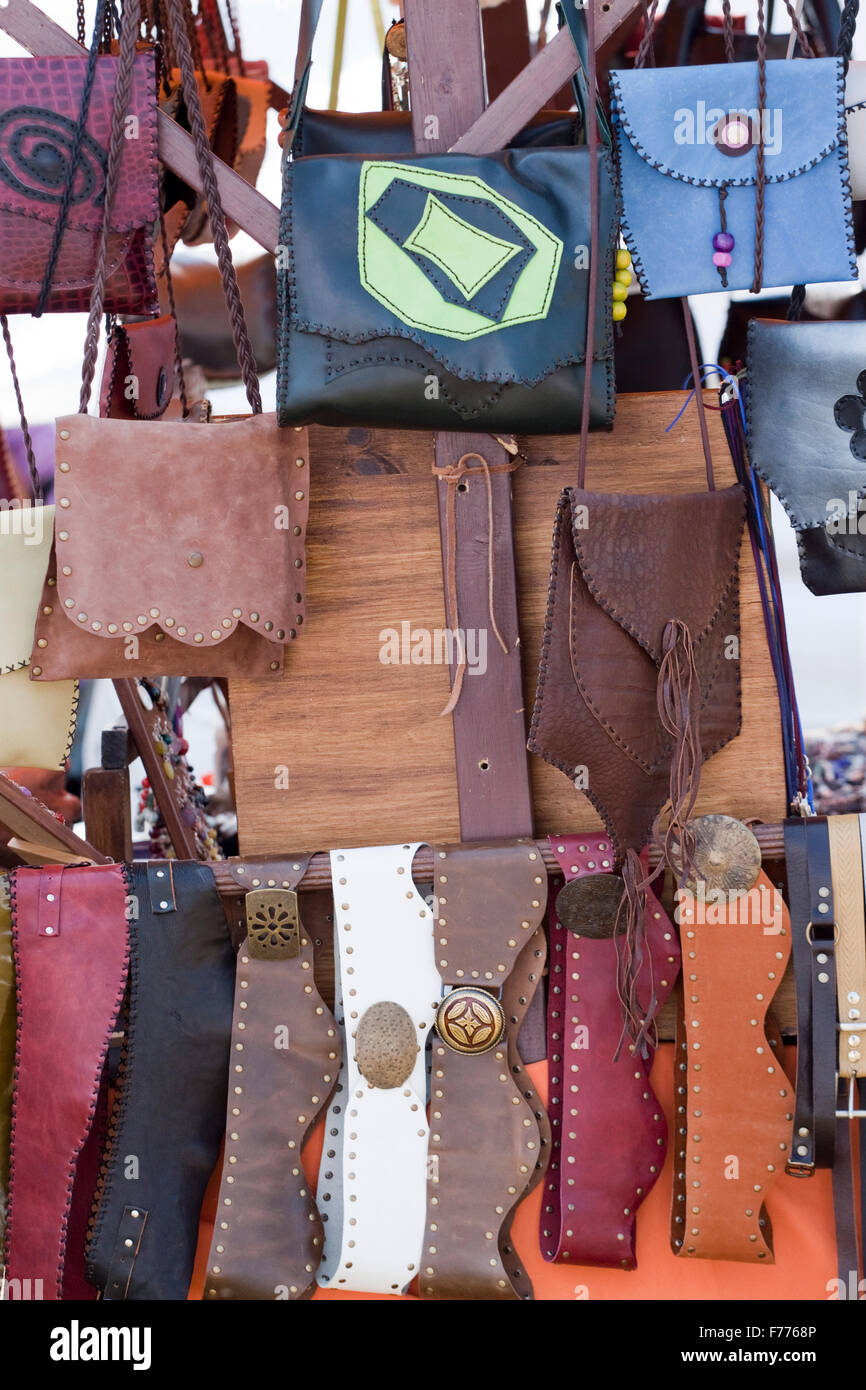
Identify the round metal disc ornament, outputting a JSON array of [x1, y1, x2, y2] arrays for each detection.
[[434, 987, 505, 1055], [554, 874, 625, 939], [673, 814, 762, 893]]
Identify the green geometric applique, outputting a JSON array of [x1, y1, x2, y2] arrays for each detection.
[[403, 194, 521, 301], [358, 161, 563, 341]]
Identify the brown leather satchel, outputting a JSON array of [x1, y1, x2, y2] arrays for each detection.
[[29, 0, 305, 684], [98, 315, 178, 420]]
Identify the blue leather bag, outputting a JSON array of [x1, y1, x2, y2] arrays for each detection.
[[610, 57, 857, 299]]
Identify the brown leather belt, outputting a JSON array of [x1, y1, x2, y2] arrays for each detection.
[[420, 841, 547, 1300], [204, 856, 340, 1300]]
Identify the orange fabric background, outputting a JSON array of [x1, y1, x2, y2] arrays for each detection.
[[190, 1043, 837, 1302]]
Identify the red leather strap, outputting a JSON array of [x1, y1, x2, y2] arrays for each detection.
[[541, 834, 681, 1268], [6, 865, 129, 1299]]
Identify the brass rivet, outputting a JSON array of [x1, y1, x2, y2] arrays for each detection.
[[187, 551, 204, 568]]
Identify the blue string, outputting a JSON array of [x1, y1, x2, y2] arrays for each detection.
[[664, 363, 733, 433]]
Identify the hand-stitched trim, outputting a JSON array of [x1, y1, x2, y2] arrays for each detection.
[[609, 67, 846, 189], [846, 98, 866, 114], [571, 487, 746, 658], [609, 102, 650, 296], [325, 339, 506, 415], [60, 682, 80, 768], [836, 57, 859, 280], [1, 659, 31, 676]]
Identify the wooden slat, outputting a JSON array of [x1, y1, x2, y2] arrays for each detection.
[[82, 766, 132, 863], [0, 771, 109, 863], [113, 679, 198, 861]]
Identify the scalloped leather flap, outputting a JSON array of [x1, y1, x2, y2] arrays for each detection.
[[53, 413, 305, 648]]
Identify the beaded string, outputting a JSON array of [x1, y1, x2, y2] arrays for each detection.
[[713, 184, 733, 288]]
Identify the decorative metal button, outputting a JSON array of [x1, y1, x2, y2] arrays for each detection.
[[245, 888, 300, 959], [435, 986, 505, 1055], [187, 551, 204, 568], [712, 112, 755, 156]]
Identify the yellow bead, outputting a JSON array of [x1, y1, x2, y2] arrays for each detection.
[[612, 281, 628, 302], [616, 249, 632, 271], [615, 269, 633, 287], [612, 301, 627, 322]]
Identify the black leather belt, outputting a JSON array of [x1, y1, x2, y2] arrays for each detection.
[[784, 816, 837, 1174]]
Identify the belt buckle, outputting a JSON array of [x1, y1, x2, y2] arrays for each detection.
[[245, 887, 301, 959], [785, 1159, 815, 1178], [434, 984, 505, 1055]]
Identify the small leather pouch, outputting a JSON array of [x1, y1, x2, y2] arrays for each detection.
[[0, 54, 159, 315], [0, 505, 78, 770], [99, 316, 177, 420], [159, 69, 238, 249], [747, 317, 866, 595], [528, 484, 746, 858], [5, 865, 129, 1299], [30, 414, 308, 680], [611, 58, 857, 299], [86, 860, 235, 1300]]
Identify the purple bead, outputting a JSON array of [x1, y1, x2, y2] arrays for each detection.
[[713, 231, 735, 253]]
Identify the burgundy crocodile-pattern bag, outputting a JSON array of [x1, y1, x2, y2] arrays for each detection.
[[0, 54, 160, 315]]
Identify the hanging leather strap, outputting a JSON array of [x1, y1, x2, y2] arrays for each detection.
[[784, 815, 838, 1173]]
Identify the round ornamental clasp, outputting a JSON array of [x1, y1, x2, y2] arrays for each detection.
[[712, 111, 755, 157], [434, 986, 505, 1055]]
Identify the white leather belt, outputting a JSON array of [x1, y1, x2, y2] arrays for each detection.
[[316, 843, 440, 1294]]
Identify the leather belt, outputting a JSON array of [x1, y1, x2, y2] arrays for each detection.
[[784, 816, 837, 1173], [420, 841, 548, 1300], [6, 865, 129, 1299], [204, 855, 341, 1300], [317, 843, 440, 1295], [671, 867, 792, 1261], [86, 860, 235, 1299], [542, 835, 680, 1269]]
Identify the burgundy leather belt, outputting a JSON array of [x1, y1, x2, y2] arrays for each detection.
[[541, 834, 680, 1269], [6, 865, 128, 1299]]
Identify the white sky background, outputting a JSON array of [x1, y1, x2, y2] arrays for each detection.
[[0, 0, 863, 773]]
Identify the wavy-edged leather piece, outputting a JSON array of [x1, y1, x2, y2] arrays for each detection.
[[0, 875, 13, 1263], [0, 55, 159, 315], [421, 841, 547, 1301], [86, 861, 234, 1299], [542, 835, 679, 1268], [203, 858, 341, 1301], [6, 865, 129, 1300], [671, 868, 792, 1262], [528, 487, 745, 858], [46, 412, 306, 656], [31, 546, 285, 680]]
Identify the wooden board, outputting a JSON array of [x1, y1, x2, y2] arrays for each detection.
[[230, 393, 787, 853]]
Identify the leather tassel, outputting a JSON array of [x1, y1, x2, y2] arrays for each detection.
[[654, 618, 702, 884], [613, 849, 658, 1061]]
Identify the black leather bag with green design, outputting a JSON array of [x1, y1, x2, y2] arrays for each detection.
[[276, 143, 617, 433]]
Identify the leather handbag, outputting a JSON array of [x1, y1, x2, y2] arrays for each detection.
[[529, 0, 746, 866], [746, 316, 866, 594], [277, 144, 617, 433], [29, 0, 307, 683], [0, 501, 78, 771], [611, 7, 857, 299], [276, 0, 616, 434], [0, 5, 159, 317], [99, 315, 178, 420]]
